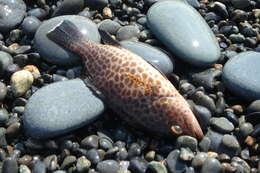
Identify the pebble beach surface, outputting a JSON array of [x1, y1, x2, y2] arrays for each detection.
[[0, 0, 259, 172]]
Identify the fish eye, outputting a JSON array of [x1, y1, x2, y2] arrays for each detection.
[[171, 125, 183, 135]]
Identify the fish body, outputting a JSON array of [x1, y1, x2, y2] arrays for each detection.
[[47, 20, 204, 139]]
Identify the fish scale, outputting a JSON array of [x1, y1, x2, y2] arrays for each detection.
[[47, 20, 204, 139]]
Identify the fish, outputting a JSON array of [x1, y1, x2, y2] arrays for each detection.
[[47, 20, 204, 139]]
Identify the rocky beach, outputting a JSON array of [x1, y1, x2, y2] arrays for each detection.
[[0, 0, 260, 172]]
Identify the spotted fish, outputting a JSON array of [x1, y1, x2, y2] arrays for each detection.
[[47, 20, 204, 139]]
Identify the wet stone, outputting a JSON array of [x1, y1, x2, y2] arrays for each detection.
[[201, 158, 221, 173], [147, 0, 220, 66], [210, 117, 235, 133], [2, 158, 18, 173], [19, 165, 31, 173], [221, 134, 240, 156], [0, 82, 7, 102], [76, 156, 91, 173], [129, 158, 148, 173], [166, 149, 187, 173], [86, 149, 101, 165], [239, 122, 253, 138], [52, 0, 84, 17], [0, 108, 9, 125], [247, 100, 260, 113], [179, 148, 194, 161], [222, 51, 260, 101], [199, 136, 211, 152], [34, 15, 100, 66], [0, 51, 13, 76], [61, 155, 76, 169], [147, 161, 167, 173], [191, 68, 222, 90], [98, 19, 121, 35], [191, 152, 208, 168], [81, 135, 99, 149], [116, 25, 140, 41], [21, 16, 41, 36], [176, 136, 198, 151], [96, 160, 120, 173], [23, 79, 105, 139], [193, 105, 212, 131], [192, 91, 216, 114], [205, 129, 224, 151], [120, 41, 174, 76], [0, 0, 26, 32]]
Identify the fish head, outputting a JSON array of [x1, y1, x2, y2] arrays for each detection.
[[154, 97, 204, 139], [169, 106, 204, 139]]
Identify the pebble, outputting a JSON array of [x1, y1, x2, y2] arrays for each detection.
[[176, 136, 198, 151], [193, 105, 212, 131], [96, 160, 120, 173], [120, 41, 174, 75], [21, 16, 41, 36], [86, 149, 101, 165], [2, 158, 18, 173], [19, 165, 31, 173], [205, 129, 224, 151], [179, 148, 194, 161], [147, 0, 220, 67], [223, 51, 260, 101], [166, 149, 187, 173], [221, 134, 240, 156], [191, 152, 208, 168], [129, 158, 148, 173], [0, 51, 13, 76], [192, 91, 216, 114], [27, 8, 48, 20], [52, 0, 84, 17], [231, 157, 250, 173], [210, 117, 235, 133], [199, 136, 211, 152], [81, 135, 99, 149], [116, 25, 140, 41], [247, 100, 260, 113], [11, 70, 34, 97], [239, 122, 253, 138], [191, 68, 222, 90], [98, 19, 121, 35], [0, 82, 7, 102], [76, 156, 91, 173], [201, 157, 221, 173], [231, 0, 250, 9], [0, 108, 9, 125], [0, 0, 26, 32], [85, 0, 109, 10], [23, 79, 105, 139], [61, 155, 76, 169], [32, 160, 46, 173], [147, 161, 167, 173], [0, 128, 7, 148], [34, 15, 101, 66]]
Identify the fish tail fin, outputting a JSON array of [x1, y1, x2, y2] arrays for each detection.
[[47, 20, 87, 55]]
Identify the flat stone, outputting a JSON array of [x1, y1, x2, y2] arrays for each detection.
[[0, 0, 26, 32], [0, 51, 13, 76], [147, 0, 220, 67], [120, 41, 174, 75], [210, 117, 234, 133], [222, 51, 260, 101], [23, 79, 105, 139], [201, 158, 221, 173], [34, 15, 100, 66]]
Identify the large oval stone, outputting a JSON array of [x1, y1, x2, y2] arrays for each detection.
[[222, 51, 260, 101], [147, 0, 220, 67], [120, 41, 174, 75], [23, 79, 105, 139], [34, 15, 101, 66]]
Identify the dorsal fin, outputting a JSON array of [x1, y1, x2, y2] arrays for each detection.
[[98, 28, 121, 47]]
